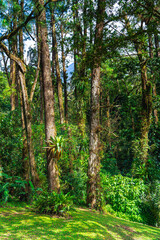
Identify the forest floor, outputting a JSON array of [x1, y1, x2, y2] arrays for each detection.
[[0, 203, 160, 240]]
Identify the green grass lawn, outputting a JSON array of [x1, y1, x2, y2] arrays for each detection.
[[0, 204, 160, 240]]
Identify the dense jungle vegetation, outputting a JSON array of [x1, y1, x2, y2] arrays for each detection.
[[0, 0, 160, 229]]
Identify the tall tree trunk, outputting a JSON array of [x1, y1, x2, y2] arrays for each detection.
[[10, 37, 17, 111], [18, 68, 39, 187], [87, 0, 106, 209], [60, 24, 68, 122], [154, 34, 160, 58], [18, 0, 29, 185], [89, 0, 93, 46], [72, 0, 79, 99], [148, 34, 158, 124], [38, 0, 60, 192], [51, 9, 65, 125], [36, 18, 44, 125], [106, 93, 112, 148], [10, 1, 19, 111]]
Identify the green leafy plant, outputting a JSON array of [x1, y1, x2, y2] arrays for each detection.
[[0, 172, 27, 205], [32, 190, 73, 216], [102, 174, 147, 223], [140, 181, 160, 227], [45, 136, 64, 160]]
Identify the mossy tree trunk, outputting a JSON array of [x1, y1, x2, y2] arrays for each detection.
[[87, 0, 106, 209], [38, 0, 60, 192]]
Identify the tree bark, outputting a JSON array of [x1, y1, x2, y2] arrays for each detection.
[[10, 35, 18, 111], [154, 34, 160, 58], [51, 10, 65, 125], [148, 34, 158, 124], [18, 69, 39, 187], [87, 0, 106, 209], [38, 0, 60, 192], [60, 24, 68, 122], [18, 0, 29, 186]]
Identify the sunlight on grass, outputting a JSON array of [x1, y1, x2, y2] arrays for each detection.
[[0, 205, 159, 239]]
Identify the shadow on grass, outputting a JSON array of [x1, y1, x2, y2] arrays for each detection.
[[0, 207, 159, 239]]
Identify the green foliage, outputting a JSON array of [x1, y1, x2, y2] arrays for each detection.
[[1, 205, 160, 240], [45, 136, 64, 158], [102, 174, 147, 223], [0, 110, 23, 176], [32, 191, 73, 216], [0, 172, 27, 205], [102, 174, 160, 226], [62, 170, 87, 206], [0, 72, 10, 116], [140, 181, 160, 227]]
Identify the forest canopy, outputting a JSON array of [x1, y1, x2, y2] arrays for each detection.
[[0, 0, 160, 227]]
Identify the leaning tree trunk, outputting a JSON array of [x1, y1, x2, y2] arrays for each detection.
[[10, 34, 18, 111], [18, 68, 39, 187], [38, 0, 60, 192], [0, 42, 39, 187], [87, 0, 106, 209]]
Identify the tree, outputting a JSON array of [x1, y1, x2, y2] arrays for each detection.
[[51, 6, 65, 125], [87, 0, 106, 209], [37, 0, 60, 192]]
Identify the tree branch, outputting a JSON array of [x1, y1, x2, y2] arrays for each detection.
[[0, 42, 26, 73], [0, 0, 58, 42]]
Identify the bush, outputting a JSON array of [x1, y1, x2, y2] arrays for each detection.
[[0, 172, 27, 204], [62, 170, 87, 206], [140, 181, 160, 227], [102, 174, 147, 223], [32, 191, 73, 216]]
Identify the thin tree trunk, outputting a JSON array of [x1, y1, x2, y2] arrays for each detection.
[[18, 0, 30, 188], [10, 47, 17, 111], [154, 34, 160, 57], [89, 0, 93, 46], [1, 51, 10, 85], [18, 68, 39, 187], [60, 24, 68, 122], [30, 57, 40, 102], [0, 40, 39, 188], [38, 0, 60, 192], [51, 10, 65, 125], [148, 34, 158, 124], [10, 2, 19, 111], [87, 0, 106, 209], [36, 17, 44, 125], [106, 94, 112, 148]]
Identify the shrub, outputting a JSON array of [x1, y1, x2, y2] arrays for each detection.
[[140, 181, 160, 227], [62, 170, 87, 206], [102, 174, 147, 223], [32, 191, 73, 216], [0, 172, 27, 205]]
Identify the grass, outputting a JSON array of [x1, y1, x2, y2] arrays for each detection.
[[0, 203, 160, 239]]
